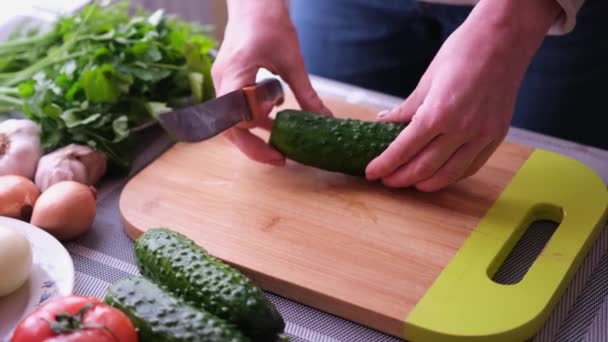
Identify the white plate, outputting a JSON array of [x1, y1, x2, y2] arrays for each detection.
[[0, 217, 74, 341]]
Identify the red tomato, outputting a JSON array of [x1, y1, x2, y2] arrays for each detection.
[[11, 295, 137, 342]]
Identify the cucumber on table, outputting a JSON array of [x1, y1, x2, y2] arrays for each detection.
[[104, 276, 248, 342], [269, 110, 406, 176], [135, 228, 285, 342]]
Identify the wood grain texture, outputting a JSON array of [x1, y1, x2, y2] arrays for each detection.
[[120, 92, 534, 337]]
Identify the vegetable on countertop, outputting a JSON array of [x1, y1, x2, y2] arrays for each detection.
[[0, 226, 32, 297], [269, 110, 406, 176], [135, 228, 286, 342], [10, 295, 138, 342], [0, 1, 216, 172], [30, 181, 96, 240], [0, 175, 39, 221], [35, 143, 107, 191], [0, 119, 41, 179], [105, 276, 249, 342]]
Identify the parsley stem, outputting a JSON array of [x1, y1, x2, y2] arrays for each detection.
[[1, 51, 86, 87], [0, 94, 23, 110], [148, 63, 185, 70], [0, 32, 58, 54], [0, 87, 19, 95]]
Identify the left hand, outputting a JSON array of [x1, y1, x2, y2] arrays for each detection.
[[212, 0, 330, 167], [365, 0, 560, 192]]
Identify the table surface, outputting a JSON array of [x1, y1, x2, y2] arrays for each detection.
[[1, 5, 608, 342]]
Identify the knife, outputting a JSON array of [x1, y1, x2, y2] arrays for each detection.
[[157, 78, 285, 142]]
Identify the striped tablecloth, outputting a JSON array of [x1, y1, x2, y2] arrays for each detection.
[[64, 76, 608, 342]]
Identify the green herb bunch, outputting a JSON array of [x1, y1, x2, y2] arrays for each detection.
[[0, 1, 216, 171]]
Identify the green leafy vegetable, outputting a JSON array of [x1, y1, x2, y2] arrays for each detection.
[[0, 1, 216, 171]]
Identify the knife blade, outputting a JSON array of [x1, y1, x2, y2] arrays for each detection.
[[157, 78, 284, 142]]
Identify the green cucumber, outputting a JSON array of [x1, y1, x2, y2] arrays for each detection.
[[104, 276, 248, 342], [269, 110, 406, 176], [135, 228, 285, 342]]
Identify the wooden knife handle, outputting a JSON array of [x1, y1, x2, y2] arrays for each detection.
[[243, 78, 285, 122]]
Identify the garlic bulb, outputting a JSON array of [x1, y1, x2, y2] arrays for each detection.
[[0, 119, 42, 179], [35, 144, 107, 192]]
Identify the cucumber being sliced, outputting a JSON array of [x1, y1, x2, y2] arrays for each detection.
[[269, 110, 406, 176]]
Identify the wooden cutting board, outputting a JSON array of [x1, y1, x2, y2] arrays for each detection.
[[119, 91, 608, 341]]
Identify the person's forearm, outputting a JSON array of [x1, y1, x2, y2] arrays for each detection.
[[467, 0, 561, 60], [226, 0, 289, 19], [454, 0, 562, 86]]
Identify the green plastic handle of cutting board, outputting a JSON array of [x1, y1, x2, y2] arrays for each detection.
[[404, 149, 608, 342]]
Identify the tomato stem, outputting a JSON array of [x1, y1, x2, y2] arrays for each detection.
[[47, 302, 119, 340], [50, 308, 89, 333]]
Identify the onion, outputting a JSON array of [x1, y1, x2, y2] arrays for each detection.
[[0, 175, 40, 221], [30, 181, 97, 241], [0, 226, 32, 296]]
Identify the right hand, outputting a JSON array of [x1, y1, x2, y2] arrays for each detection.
[[212, 0, 331, 166]]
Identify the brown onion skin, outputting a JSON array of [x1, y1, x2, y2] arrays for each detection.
[[30, 181, 97, 240], [0, 175, 40, 221]]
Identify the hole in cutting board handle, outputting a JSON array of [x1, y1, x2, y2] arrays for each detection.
[[489, 203, 563, 285]]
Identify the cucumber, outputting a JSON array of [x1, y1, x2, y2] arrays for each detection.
[[269, 110, 406, 176], [104, 276, 248, 342], [135, 228, 285, 342]]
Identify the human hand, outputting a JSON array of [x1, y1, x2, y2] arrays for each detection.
[[365, 0, 560, 191], [212, 0, 330, 166]]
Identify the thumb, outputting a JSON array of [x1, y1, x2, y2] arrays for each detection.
[[280, 56, 331, 115], [377, 87, 423, 124]]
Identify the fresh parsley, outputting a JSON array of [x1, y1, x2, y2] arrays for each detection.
[[0, 1, 216, 171]]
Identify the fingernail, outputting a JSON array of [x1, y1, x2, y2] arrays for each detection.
[[377, 110, 389, 118]]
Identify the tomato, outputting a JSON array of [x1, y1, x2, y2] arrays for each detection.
[[11, 295, 138, 342]]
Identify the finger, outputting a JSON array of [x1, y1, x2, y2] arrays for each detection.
[[365, 113, 439, 180], [224, 128, 285, 166], [414, 139, 490, 192], [240, 116, 275, 132], [217, 66, 281, 131], [280, 56, 332, 115], [256, 116, 274, 131], [462, 139, 502, 179], [376, 87, 423, 123], [380, 133, 466, 188], [210, 54, 225, 93], [236, 97, 277, 130]]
